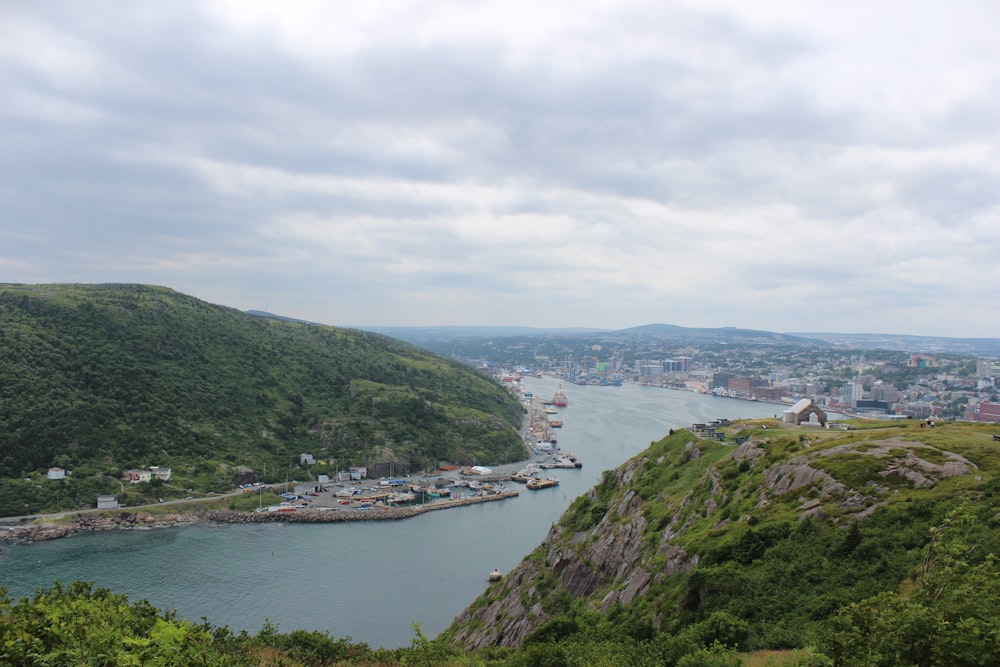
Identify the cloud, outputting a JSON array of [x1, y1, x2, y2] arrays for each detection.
[[1, 0, 998, 336]]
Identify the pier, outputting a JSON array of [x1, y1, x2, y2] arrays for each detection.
[[207, 490, 520, 524]]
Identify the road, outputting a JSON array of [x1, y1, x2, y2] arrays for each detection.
[[0, 483, 293, 525]]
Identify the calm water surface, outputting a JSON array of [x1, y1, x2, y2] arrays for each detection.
[[0, 378, 782, 647]]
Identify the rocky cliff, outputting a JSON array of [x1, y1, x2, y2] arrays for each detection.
[[443, 420, 996, 650]]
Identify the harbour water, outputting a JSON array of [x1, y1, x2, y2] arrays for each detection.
[[0, 378, 783, 648]]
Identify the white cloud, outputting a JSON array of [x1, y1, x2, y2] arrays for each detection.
[[1, 0, 998, 336]]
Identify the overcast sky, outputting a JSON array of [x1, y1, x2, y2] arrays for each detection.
[[2, 1, 998, 337]]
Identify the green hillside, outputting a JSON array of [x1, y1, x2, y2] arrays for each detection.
[[6, 419, 998, 666], [0, 284, 524, 516], [445, 418, 1000, 664]]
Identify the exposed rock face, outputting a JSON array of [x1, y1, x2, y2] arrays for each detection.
[[758, 439, 975, 512], [763, 464, 845, 497], [447, 433, 979, 650], [448, 457, 698, 649]]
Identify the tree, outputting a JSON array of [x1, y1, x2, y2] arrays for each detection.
[[821, 504, 1000, 666]]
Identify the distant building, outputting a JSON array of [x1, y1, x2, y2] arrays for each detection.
[[46, 467, 66, 480], [96, 495, 119, 509], [871, 382, 899, 403], [300, 453, 316, 465], [970, 402, 1000, 423], [640, 364, 663, 378], [124, 466, 170, 483], [908, 355, 938, 368], [349, 466, 367, 480], [125, 469, 151, 483]]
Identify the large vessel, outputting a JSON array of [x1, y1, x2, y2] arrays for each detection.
[[552, 389, 568, 407]]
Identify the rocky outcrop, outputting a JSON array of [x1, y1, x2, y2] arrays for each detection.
[[447, 432, 982, 650], [763, 463, 845, 497], [448, 458, 698, 649], [0, 512, 200, 545]]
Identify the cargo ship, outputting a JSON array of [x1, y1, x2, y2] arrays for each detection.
[[552, 389, 568, 407]]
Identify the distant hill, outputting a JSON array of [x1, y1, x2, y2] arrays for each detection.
[[359, 325, 607, 344], [445, 419, 1000, 659], [358, 322, 997, 356], [791, 332, 1000, 356], [616, 323, 829, 345], [0, 284, 525, 515]]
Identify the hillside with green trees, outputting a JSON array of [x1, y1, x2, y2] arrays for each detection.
[[4, 419, 998, 666], [0, 283, 525, 516]]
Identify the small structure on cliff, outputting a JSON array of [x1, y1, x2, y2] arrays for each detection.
[[784, 398, 827, 427]]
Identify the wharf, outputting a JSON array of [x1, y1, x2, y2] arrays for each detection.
[[209, 490, 520, 524]]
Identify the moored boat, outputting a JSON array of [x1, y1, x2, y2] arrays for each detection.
[[526, 477, 559, 490], [552, 389, 568, 407]]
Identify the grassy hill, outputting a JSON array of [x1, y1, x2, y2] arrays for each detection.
[[0, 283, 525, 516], [444, 418, 1000, 664]]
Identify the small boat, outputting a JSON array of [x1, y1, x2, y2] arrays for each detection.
[[488, 568, 502, 582], [526, 477, 559, 490], [549, 420, 563, 428], [544, 407, 558, 414]]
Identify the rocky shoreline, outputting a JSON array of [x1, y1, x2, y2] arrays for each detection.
[[0, 490, 519, 546], [0, 512, 202, 546]]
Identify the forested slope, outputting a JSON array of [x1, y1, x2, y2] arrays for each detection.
[[0, 284, 524, 515]]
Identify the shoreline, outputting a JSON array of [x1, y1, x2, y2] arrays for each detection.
[[0, 490, 520, 547], [2, 389, 551, 547]]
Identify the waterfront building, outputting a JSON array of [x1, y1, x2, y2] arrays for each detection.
[[96, 495, 119, 509]]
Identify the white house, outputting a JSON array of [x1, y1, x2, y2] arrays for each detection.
[[47, 467, 66, 480], [96, 495, 119, 509], [125, 469, 152, 483]]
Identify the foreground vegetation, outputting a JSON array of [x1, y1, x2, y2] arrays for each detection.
[[3, 501, 995, 667], [442, 419, 1000, 664], [5, 425, 997, 665], [0, 284, 525, 516]]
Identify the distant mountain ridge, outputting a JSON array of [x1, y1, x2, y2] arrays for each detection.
[[790, 332, 1000, 356], [353, 322, 997, 355]]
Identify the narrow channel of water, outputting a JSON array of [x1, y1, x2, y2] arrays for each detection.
[[0, 378, 783, 648]]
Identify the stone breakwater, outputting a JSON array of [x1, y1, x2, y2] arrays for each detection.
[[0, 491, 519, 545], [208, 490, 520, 524]]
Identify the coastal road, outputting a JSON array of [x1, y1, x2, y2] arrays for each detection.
[[0, 483, 293, 525]]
